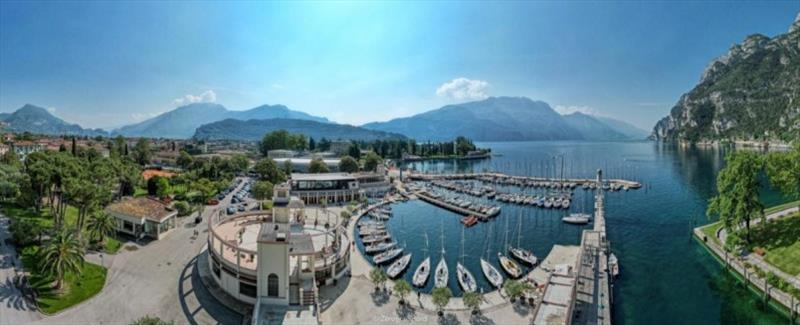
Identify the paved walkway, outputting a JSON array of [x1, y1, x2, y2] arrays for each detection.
[[318, 202, 538, 324], [30, 178, 253, 324], [0, 214, 42, 324], [718, 206, 800, 289]]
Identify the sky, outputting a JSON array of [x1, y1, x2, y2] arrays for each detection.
[[1, 1, 798, 131]]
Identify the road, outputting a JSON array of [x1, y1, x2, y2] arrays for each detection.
[[0, 214, 43, 324], [27, 177, 253, 324]]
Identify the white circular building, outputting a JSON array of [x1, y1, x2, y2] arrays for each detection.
[[206, 183, 351, 311]]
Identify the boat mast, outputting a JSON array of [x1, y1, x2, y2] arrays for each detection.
[[517, 212, 522, 248]]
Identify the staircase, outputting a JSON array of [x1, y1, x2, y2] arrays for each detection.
[[302, 287, 315, 306]]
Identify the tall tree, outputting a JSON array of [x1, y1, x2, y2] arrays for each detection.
[[39, 229, 84, 290], [133, 138, 151, 165], [338, 156, 359, 173], [765, 143, 800, 199], [308, 158, 329, 173], [254, 158, 286, 184], [707, 151, 764, 243], [363, 152, 383, 172]]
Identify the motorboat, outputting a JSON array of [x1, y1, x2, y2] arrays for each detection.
[[374, 248, 403, 264], [387, 254, 412, 278], [362, 233, 391, 244], [562, 213, 591, 225], [480, 258, 504, 288], [413, 257, 431, 287], [609, 253, 620, 278]]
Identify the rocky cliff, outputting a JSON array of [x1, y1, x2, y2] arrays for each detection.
[[652, 13, 800, 142]]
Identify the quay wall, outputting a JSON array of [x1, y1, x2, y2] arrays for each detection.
[[693, 227, 800, 320]]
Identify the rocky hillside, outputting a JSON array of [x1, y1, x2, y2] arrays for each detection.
[[193, 118, 406, 142], [652, 14, 800, 142]]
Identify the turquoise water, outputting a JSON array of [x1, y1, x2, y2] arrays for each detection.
[[358, 141, 790, 324]]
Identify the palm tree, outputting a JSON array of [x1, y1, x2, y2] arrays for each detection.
[[431, 287, 452, 317], [86, 212, 116, 247], [370, 267, 387, 292], [39, 229, 85, 290], [463, 291, 482, 315], [393, 279, 412, 305]]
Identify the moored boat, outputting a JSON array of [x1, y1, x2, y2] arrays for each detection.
[[387, 254, 412, 278], [413, 257, 431, 287], [562, 213, 591, 225], [498, 253, 522, 278], [480, 258, 504, 288], [374, 248, 403, 264], [456, 262, 477, 293]]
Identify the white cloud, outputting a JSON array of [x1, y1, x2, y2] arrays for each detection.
[[47, 107, 56, 114], [436, 78, 490, 101], [554, 105, 598, 116], [173, 90, 217, 106]]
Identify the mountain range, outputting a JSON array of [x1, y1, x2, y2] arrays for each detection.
[[113, 103, 329, 139], [362, 96, 646, 141], [1, 97, 646, 142], [652, 13, 800, 142], [193, 118, 406, 142], [0, 104, 106, 137]]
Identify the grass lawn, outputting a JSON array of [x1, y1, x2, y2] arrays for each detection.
[[750, 212, 800, 276], [21, 247, 108, 315], [133, 187, 148, 197], [2, 203, 124, 254], [700, 221, 724, 246]]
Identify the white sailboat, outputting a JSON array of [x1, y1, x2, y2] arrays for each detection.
[[413, 233, 431, 287], [509, 213, 538, 266], [387, 253, 412, 278], [456, 226, 477, 293], [374, 248, 403, 264], [480, 225, 503, 288], [497, 217, 523, 278], [562, 213, 591, 225], [434, 221, 449, 288]]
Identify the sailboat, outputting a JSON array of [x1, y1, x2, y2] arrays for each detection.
[[509, 213, 538, 266], [480, 225, 503, 288], [498, 216, 523, 278], [387, 253, 412, 278], [413, 233, 431, 287], [434, 220, 449, 288], [456, 226, 478, 293]]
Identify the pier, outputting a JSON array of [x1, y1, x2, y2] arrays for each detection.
[[571, 170, 613, 325], [416, 190, 492, 219]]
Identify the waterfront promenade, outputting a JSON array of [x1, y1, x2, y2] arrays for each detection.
[[694, 206, 800, 319]]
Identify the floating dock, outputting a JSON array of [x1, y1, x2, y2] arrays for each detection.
[[407, 171, 641, 189], [416, 190, 491, 219]]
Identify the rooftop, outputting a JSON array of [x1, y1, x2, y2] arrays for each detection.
[[291, 173, 355, 182], [106, 197, 176, 222]]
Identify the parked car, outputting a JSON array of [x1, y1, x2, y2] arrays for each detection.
[[238, 205, 246, 212], [207, 198, 219, 205], [227, 207, 236, 215]]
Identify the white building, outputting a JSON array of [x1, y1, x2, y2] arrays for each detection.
[[105, 197, 177, 240], [206, 184, 351, 324]]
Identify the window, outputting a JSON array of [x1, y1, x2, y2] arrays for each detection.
[[239, 282, 257, 298], [267, 273, 279, 297]]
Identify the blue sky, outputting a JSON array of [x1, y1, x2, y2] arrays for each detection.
[[1, 1, 798, 130]]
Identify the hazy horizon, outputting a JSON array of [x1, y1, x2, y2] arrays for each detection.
[[1, 2, 798, 131]]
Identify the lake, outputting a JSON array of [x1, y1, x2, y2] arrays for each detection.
[[360, 141, 789, 324]]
